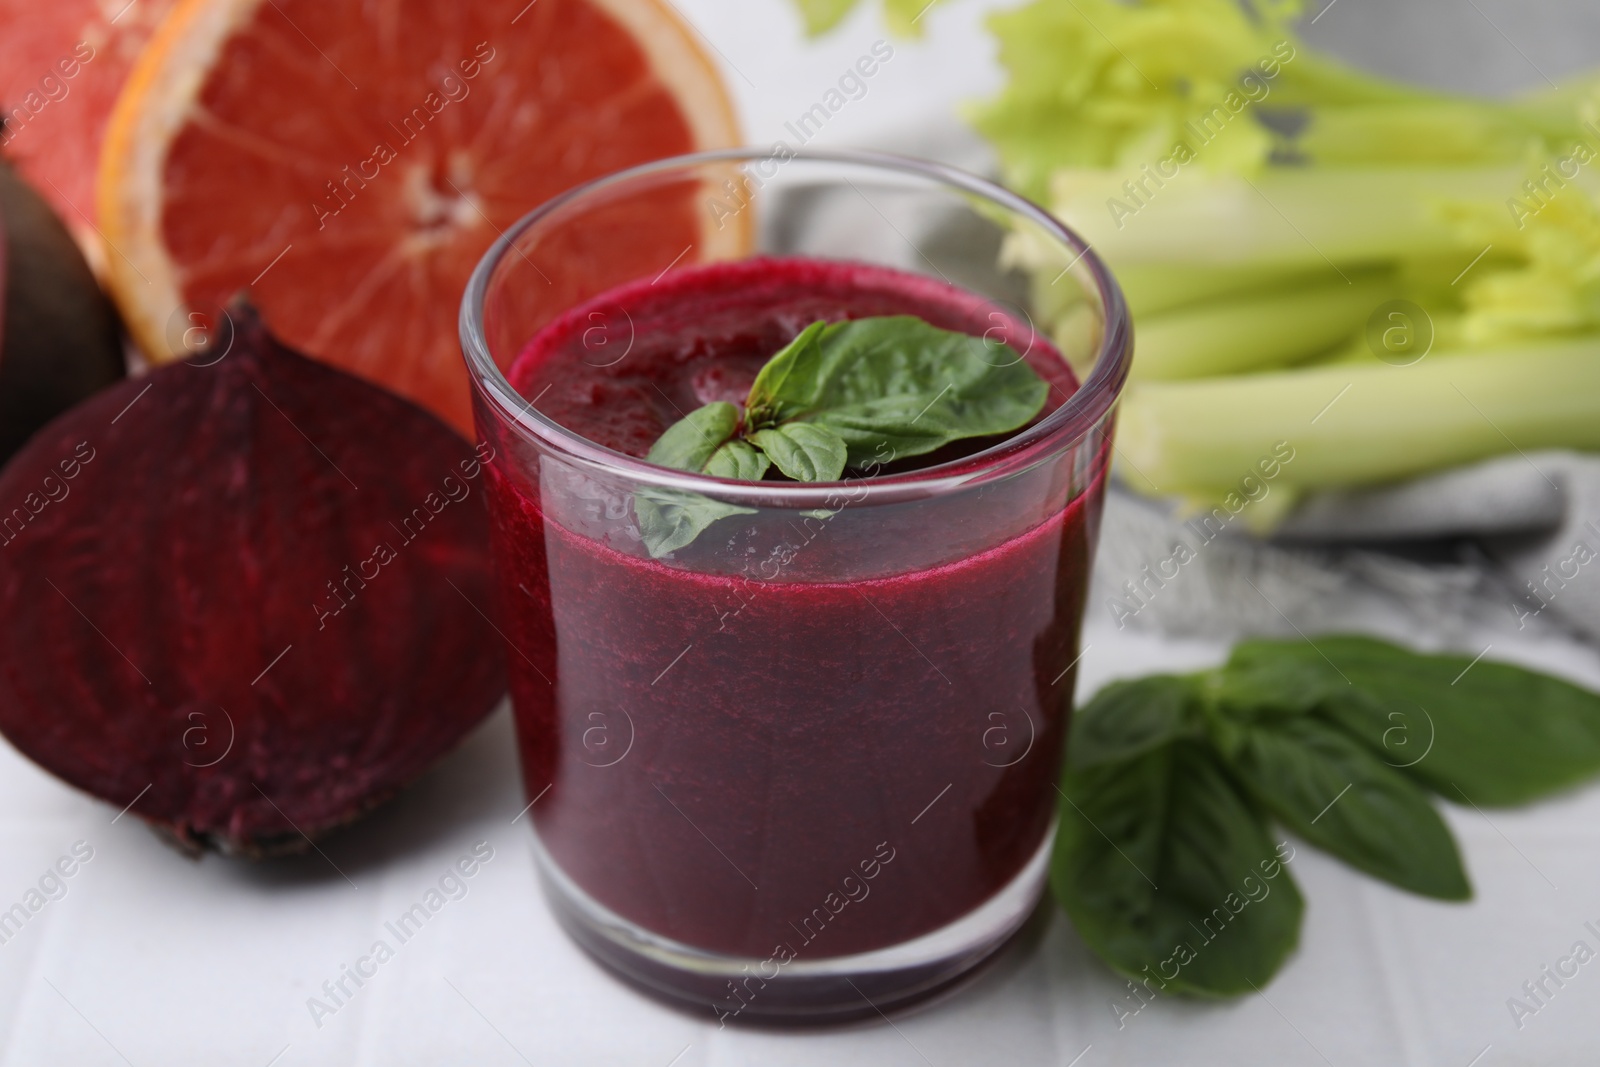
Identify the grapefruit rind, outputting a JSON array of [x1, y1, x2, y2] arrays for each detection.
[[97, 0, 748, 374], [98, 0, 258, 363]]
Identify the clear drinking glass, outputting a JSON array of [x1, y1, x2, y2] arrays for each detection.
[[459, 149, 1131, 1022]]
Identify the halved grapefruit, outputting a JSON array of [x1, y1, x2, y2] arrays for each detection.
[[98, 0, 743, 435], [0, 0, 179, 251]]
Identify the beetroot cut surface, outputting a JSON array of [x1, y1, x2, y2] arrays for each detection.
[[0, 307, 506, 855]]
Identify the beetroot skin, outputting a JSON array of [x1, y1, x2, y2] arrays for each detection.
[[0, 308, 506, 855], [0, 157, 126, 464]]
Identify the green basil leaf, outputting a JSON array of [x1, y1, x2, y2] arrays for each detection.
[[747, 321, 827, 427], [636, 402, 757, 557], [1070, 674, 1202, 771], [1054, 739, 1303, 997], [1231, 636, 1600, 807], [634, 488, 755, 559], [747, 316, 1048, 465], [1210, 646, 1348, 722], [645, 402, 740, 473], [640, 315, 1048, 554], [1210, 713, 1471, 901], [703, 439, 771, 481], [747, 424, 847, 482]]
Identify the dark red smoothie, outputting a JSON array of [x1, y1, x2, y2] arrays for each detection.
[[486, 257, 1104, 960]]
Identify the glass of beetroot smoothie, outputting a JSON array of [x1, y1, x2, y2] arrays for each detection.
[[460, 150, 1131, 1022]]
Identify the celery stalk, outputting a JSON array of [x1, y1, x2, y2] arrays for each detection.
[[969, 0, 1600, 507], [1293, 103, 1585, 165], [1132, 274, 1394, 381], [1008, 235, 1319, 321], [1048, 166, 1522, 270], [1019, 257, 1327, 335], [1513, 71, 1600, 112], [1271, 51, 1468, 108], [1117, 338, 1600, 495], [1112, 263, 1334, 318]]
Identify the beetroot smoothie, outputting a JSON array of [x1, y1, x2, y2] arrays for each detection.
[[485, 257, 1105, 960]]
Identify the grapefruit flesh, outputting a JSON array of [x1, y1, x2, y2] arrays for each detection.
[[0, 0, 178, 245], [100, 0, 742, 436]]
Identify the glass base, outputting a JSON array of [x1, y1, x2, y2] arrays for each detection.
[[530, 819, 1055, 1024]]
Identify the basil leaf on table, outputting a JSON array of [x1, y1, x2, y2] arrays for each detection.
[[1053, 739, 1304, 997], [1207, 712, 1471, 901], [1207, 647, 1347, 720], [1227, 636, 1600, 806], [746, 315, 1048, 465], [1069, 674, 1203, 771], [1055, 636, 1600, 996]]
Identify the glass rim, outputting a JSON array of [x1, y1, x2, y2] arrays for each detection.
[[458, 147, 1132, 507]]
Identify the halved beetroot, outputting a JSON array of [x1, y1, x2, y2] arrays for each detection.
[[0, 306, 506, 855]]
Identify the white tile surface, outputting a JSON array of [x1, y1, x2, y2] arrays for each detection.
[[5, 0, 1599, 1062]]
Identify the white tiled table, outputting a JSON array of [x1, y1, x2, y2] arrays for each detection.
[[5, 1, 1599, 1062]]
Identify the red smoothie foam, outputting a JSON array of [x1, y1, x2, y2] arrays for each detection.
[[487, 257, 1103, 959]]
